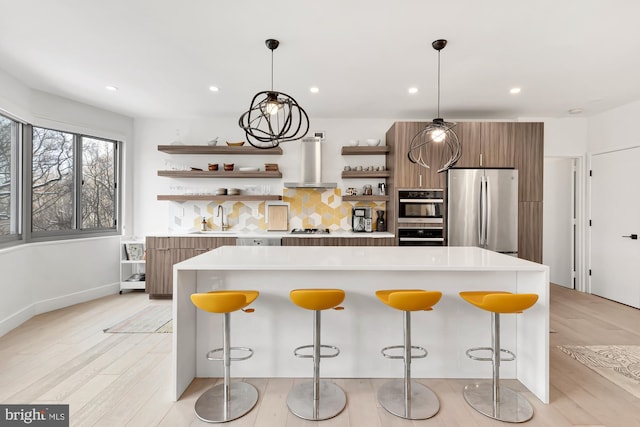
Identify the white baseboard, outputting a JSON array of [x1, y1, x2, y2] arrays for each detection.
[[0, 282, 120, 337]]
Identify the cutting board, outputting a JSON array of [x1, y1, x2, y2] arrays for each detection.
[[267, 205, 288, 231]]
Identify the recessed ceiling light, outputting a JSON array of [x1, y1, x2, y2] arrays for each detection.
[[209, 86, 219, 92], [510, 87, 521, 94], [310, 86, 319, 93], [105, 85, 118, 92], [568, 108, 584, 115], [408, 87, 418, 94]]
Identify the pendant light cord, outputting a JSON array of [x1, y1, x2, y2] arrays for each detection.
[[271, 49, 274, 91], [437, 49, 441, 118]]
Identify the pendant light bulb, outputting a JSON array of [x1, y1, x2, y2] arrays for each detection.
[[431, 128, 446, 143]]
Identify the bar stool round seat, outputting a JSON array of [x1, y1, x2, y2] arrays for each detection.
[[190, 290, 259, 423], [375, 289, 442, 420], [459, 291, 538, 423], [287, 289, 346, 421]]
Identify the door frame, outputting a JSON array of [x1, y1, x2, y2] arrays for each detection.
[[543, 156, 582, 290], [587, 146, 640, 295], [569, 155, 587, 293]]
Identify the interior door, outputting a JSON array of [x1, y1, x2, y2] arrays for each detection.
[[590, 147, 640, 308]]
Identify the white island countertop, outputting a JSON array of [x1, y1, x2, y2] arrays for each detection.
[[174, 245, 542, 271], [172, 246, 549, 404]]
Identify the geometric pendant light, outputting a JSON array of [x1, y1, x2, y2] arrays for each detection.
[[238, 39, 310, 149], [408, 39, 461, 172]]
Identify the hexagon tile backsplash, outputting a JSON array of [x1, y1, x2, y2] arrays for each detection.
[[168, 188, 386, 233]]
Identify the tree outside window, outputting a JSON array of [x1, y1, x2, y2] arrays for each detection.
[[32, 127, 74, 232], [32, 127, 117, 233], [81, 136, 116, 229], [0, 115, 18, 236]]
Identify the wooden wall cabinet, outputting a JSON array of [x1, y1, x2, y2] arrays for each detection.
[[514, 122, 544, 202], [145, 236, 236, 298], [282, 237, 395, 247], [453, 122, 515, 168]]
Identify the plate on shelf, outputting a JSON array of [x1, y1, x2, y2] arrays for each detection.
[[238, 167, 260, 172]]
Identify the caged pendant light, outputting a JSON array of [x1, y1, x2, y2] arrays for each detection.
[[238, 39, 310, 149], [408, 39, 461, 172]]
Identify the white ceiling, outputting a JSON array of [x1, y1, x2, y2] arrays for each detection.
[[1, 0, 640, 121]]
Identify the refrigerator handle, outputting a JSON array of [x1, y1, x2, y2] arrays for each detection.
[[485, 175, 491, 247], [478, 176, 484, 245]]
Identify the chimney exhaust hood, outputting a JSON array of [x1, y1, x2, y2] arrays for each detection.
[[284, 137, 337, 189]]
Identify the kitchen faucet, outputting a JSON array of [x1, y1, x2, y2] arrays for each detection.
[[217, 205, 228, 231]]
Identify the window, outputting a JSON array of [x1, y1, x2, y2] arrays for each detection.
[[81, 136, 116, 230], [31, 127, 74, 232], [31, 126, 119, 236], [0, 113, 20, 240]]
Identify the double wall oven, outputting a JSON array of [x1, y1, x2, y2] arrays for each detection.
[[397, 189, 444, 246]]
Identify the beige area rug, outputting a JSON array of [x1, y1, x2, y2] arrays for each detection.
[[104, 304, 173, 333], [558, 345, 640, 399]]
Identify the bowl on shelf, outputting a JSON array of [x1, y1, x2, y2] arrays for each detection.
[[208, 163, 218, 171], [226, 141, 245, 147], [223, 163, 234, 171], [207, 137, 219, 146], [228, 188, 241, 196], [238, 167, 260, 172], [215, 188, 227, 195], [365, 138, 381, 146], [348, 139, 359, 146]]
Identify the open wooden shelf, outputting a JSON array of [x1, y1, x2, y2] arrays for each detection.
[[342, 195, 390, 202], [157, 194, 282, 201], [341, 146, 389, 155], [158, 170, 283, 179], [158, 145, 283, 155], [341, 170, 391, 179]]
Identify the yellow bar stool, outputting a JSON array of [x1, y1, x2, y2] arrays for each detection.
[[459, 291, 539, 423], [375, 289, 442, 420], [190, 290, 259, 423], [287, 289, 347, 421]]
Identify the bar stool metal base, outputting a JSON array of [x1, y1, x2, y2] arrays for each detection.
[[378, 379, 439, 420], [194, 381, 258, 423], [463, 382, 533, 423], [286, 380, 346, 421]]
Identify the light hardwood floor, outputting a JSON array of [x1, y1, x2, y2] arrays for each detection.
[[1, 285, 639, 426]]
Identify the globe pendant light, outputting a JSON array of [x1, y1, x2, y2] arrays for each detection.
[[239, 39, 309, 149], [408, 39, 461, 173]]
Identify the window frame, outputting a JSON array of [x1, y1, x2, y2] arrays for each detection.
[[0, 111, 22, 245], [27, 125, 122, 242]]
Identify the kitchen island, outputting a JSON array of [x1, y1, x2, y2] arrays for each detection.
[[172, 246, 549, 403]]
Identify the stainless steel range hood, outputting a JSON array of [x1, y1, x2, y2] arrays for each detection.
[[284, 137, 337, 188]]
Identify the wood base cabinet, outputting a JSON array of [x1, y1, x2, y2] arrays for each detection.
[[146, 236, 236, 298]]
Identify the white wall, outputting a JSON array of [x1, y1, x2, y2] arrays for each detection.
[[133, 117, 393, 235], [587, 100, 640, 153], [0, 238, 121, 336], [0, 68, 135, 336]]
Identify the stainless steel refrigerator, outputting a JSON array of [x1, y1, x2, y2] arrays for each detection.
[[447, 168, 518, 255]]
